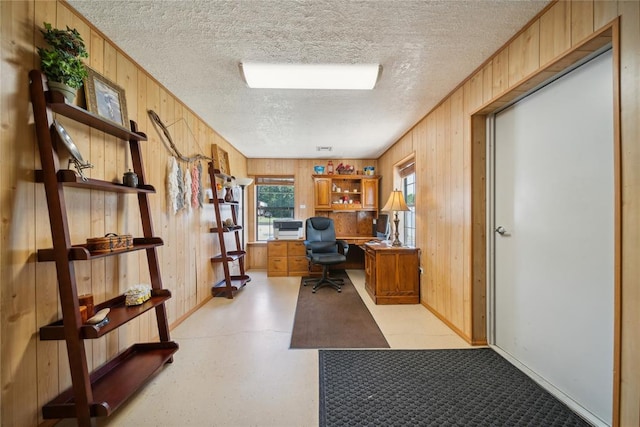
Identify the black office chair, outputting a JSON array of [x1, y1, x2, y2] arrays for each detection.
[[303, 217, 349, 293]]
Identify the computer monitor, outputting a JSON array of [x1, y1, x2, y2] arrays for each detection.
[[375, 213, 390, 240]]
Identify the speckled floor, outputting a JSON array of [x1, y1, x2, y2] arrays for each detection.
[[63, 269, 470, 427]]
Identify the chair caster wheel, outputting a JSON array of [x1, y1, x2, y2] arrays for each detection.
[[312, 290, 316, 293]]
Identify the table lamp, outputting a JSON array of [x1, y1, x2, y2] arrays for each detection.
[[381, 189, 410, 247]]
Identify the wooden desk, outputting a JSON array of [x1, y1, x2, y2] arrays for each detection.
[[364, 242, 420, 304], [339, 236, 373, 245], [267, 238, 368, 276], [336, 236, 373, 269]]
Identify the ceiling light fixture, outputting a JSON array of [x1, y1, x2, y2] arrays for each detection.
[[240, 63, 381, 90]]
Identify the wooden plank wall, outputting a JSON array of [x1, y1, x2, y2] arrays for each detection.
[[377, 0, 639, 425], [0, 2, 247, 425], [2, 0, 640, 426]]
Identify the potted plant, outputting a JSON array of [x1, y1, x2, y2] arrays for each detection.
[[37, 22, 88, 103]]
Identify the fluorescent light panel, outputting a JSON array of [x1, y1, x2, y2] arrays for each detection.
[[241, 63, 380, 90]]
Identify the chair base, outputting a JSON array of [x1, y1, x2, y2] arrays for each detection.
[[303, 265, 344, 293]]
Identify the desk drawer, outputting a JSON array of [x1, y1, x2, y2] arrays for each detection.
[[268, 241, 288, 257], [288, 256, 310, 275], [268, 256, 288, 276], [287, 241, 307, 256]]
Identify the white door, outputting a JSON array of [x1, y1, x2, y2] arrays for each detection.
[[492, 50, 614, 425]]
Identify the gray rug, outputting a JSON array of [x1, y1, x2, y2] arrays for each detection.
[[319, 348, 591, 426], [290, 271, 389, 349]]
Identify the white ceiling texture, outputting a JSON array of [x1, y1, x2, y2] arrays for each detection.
[[67, 0, 549, 159]]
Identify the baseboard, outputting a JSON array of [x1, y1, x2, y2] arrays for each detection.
[[421, 301, 487, 346], [169, 295, 213, 331]]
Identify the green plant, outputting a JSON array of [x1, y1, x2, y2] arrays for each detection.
[[37, 22, 88, 89]]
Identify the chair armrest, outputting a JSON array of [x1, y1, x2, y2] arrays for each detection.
[[336, 239, 349, 256], [303, 240, 312, 258]]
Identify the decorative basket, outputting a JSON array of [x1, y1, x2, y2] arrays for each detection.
[[337, 170, 354, 175], [124, 284, 152, 306], [86, 233, 133, 253]]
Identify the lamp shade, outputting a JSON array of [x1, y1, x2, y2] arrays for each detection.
[[236, 177, 254, 187], [381, 190, 409, 212]]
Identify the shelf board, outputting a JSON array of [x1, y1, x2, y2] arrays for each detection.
[[312, 174, 380, 179], [35, 169, 155, 193], [45, 90, 147, 141], [212, 170, 235, 180], [210, 225, 242, 233], [211, 274, 250, 297], [37, 237, 164, 262], [42, 341, 178, 419], [210, 250, 246, 263], [331, 204, 364, 210], [208, 198, 239, 206], [39, 289, 172, 340]]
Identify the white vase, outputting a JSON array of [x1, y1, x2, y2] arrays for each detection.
[[47, 81, 77, 103]]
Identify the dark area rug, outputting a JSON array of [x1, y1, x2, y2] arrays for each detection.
[[290, 271, 389, 349], [319, 348, 591, 426]]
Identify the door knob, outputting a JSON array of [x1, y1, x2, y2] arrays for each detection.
[[495, 226, 507, 235]]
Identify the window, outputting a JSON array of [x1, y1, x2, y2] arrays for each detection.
[[399, 160, 416, 247], [255, 176, 295, 241]]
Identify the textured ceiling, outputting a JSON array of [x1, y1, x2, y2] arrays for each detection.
[[67, 0, 549, 159]]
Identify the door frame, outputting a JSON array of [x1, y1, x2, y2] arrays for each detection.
[[469, 21, 621, 425]]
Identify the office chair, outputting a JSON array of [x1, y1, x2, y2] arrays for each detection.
[[303, 217, 349, 293]]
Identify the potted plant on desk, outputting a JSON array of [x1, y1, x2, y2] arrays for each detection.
[[37, 22, 88, 103]]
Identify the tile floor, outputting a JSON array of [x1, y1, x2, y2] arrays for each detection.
[[86, 269, 470, 426]]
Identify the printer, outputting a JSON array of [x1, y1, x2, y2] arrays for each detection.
[[273, 220, 304, 239]]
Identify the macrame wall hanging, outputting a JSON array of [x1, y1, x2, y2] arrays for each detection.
[[148, 109, 212, 215]]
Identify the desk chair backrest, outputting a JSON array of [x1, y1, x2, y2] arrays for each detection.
[[305, 217, 339, 254]]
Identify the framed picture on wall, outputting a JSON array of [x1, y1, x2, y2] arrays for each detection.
[[84, 66, 129, 129], [211, 144, 230, 175]]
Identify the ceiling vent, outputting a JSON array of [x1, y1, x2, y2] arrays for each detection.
[[316, 146, 333, 152]]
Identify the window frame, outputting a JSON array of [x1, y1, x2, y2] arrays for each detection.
[[399, 159, 416, 247]]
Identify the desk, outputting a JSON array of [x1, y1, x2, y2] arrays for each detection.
[[335, 236, 371, 269], [267, 238, 367, 276], [364, 242, 420, 304]]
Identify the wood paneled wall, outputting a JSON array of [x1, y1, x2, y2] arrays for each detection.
[[377, 1, 638, 425], [0, 2, 247, 425], [3, 0, 640, 426]]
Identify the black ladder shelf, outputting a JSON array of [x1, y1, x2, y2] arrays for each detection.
[[207, 161, 250, 298], [29, 69, 178, 426]]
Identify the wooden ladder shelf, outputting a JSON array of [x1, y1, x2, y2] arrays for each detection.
[[29, 70, 178, 426], [207, 162, 250, 298]]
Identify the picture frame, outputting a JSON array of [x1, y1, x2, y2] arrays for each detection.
[[211, 144, 230, 175], [84, 66, 129, 129]]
